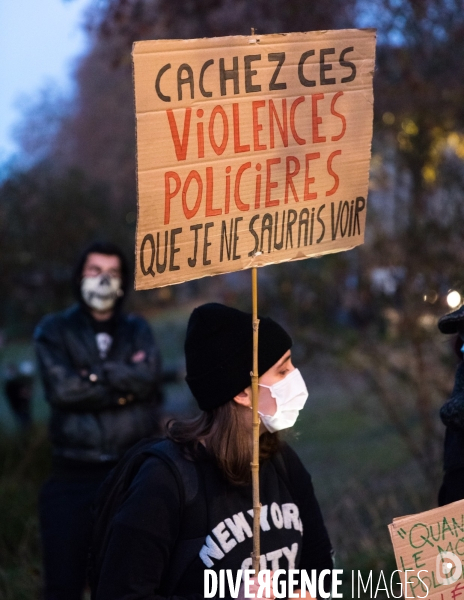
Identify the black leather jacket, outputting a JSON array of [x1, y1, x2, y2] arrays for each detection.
[[34, 305, 162, 463]]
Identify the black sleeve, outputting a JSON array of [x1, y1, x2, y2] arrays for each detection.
[[280, 444, 334, 595], [34, 315, 120, 412], [95, 456, 202, 600], [441, 362, 464, 429], [102, 317, 163, 402]]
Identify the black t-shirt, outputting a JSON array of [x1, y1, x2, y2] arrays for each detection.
[[96, 443, 333, 600], [89, 314, 117, 359]]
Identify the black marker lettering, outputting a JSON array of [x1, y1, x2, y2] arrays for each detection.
[[155, 64, 171, 102], [316, 205, 326, 243], [320, 48, 336, 85], [268, 53, 287, 91], [177, 64, 194, 101], [188, 224, 203, 267], [248, 215, 260, 256], [169, 228, 182, 271], [340, 47, 356, 83], [285, 209, 298, 248], [298, 50, 316, 87], [140, 234, 155, 276], [199, 59, 214, 98], [203, 222, 214, 265], [219, 57, 239, 96], [244, 55, 262, 93], [156, 231, 168, 273], [353, 196, 366, 235]]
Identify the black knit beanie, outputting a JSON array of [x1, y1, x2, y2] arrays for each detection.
[[438, 305, 464, 335], [185, 303, 292, 411]]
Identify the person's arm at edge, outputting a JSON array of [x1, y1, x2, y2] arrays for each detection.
[[441, 362, 464, 429], [103, 317, 163, 401]]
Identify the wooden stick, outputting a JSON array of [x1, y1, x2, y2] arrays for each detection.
[[251, 265, 261, 574]]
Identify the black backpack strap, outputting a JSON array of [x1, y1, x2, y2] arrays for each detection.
[[89, 437, 163, 598], [146, 440, 205, 595], [147, 439, 199, 506], [89, 438, 201, 598]]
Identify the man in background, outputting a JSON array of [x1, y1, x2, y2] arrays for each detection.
[[34, 241, 163, 600]]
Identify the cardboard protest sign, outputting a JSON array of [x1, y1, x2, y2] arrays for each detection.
[[132, 29, 376, 289], [389, 499, 464, 600]]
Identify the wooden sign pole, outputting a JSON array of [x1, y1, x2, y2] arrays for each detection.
[[250, 28, 261, 575], [251, 265, 261, 574]]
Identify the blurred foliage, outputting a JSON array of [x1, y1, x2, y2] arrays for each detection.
[[0, 166, 132, 336], [89, 0, 356, 54], [355, 0, 464, 487]]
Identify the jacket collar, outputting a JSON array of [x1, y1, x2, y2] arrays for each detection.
[[66, 305, 125, 361]]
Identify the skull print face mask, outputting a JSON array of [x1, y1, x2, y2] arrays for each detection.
[[81, 274, 122, 312]]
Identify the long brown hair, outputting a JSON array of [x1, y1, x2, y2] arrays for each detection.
[[167, 401, 280, 486]]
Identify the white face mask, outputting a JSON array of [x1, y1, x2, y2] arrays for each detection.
[[258, 368, 308, 433], [81, 274, 122, 312]]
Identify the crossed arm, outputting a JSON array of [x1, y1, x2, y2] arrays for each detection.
[[34, 315, 161, 412]]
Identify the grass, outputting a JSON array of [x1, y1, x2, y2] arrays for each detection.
[[0, 427, 50, 600], [287, 367, 424, 501]]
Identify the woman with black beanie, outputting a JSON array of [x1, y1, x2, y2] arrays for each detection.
[[94, 303, 333, 600]]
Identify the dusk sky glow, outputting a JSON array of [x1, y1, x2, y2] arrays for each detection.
[[0, 0, 91, 164]]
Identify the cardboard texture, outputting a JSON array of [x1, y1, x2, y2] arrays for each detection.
[[132, 29, 376, 289], [389, 499, 464, 599]]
